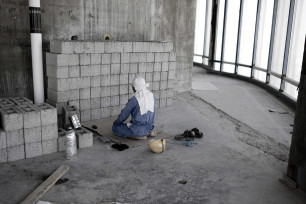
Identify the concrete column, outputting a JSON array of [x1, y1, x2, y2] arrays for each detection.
[[287, 37, 306, 191], [208, 0, 218, 70]]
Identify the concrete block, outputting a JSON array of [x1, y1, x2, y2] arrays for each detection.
[[160, 90, 167, 98], [136, 72, 146, 79], [80, 110, 91, 122], [169, 70, 175, 80], [48, 78, 69, 91], [91, 108, 101, 120], [169, 62, 176, 70], [155, 53, 162, 62], [123, 42, 133, 52], [50, 40, 73, 53], [110, 86, 120, 96], [130, 53, 139, 63], [161, 72, 168, 81], [121, 63, 129, 74], [68, 54, 79, 65], [94, 42, 105, 53], [129, 85, 134, 94], [80, 88, 91, 99], [47, 89, 68, 103], [42, 139, 58, 155], [80, 99, 90, 111], [139, 53, 147, 62], [153, 72, 161, 82], [110, 75, 120, 86], [101, 107, 111, 118], [0, 148, 7, 163], [101, 64, 111, 75], [58, 128, 67, 152], [147, 53, 154, 62], [169, 52, 176, 61], [105, 42, 123, 53], [25, 142, 42, 158], [111, 64, 121, 75], [164, 42, 173, 52], [154, 63, 162, 72], [110, 106, 120, 116], [63, 105, 81, 126], [0, 130, 6, 149], [167, 98, 173, 106], [101, 54, 111, 64], [121, 53, 130, 63], [80, 77, 91, 88], [6, 129, 24, 147], [80, 65, 91, 77], [129, 73, 137, 83], [68, 65, 80, 78], [167, 89, 174, 98], [91, 97, 100, 109], [91, 65, 101, 76], [42, 124, 58, 140], [160, 80, 168, 91], [160, 98, 167, 108], [120, 74, 129, 85], [76, 127, 93, 148], [155, 99, 160, 108], [73, 41, 85, 53], [9, 97, 33, 106], [0, 99, 14, 108], [146, 72, 153, 82], [133, 42, 149, 52], [120, 85, 129, 95], [69, 77, 81, 90], [91, 76, 101, 87], [7, 144, 25, 162], [112, 53, 121, 64], [168, 80, 174, 89], [153, 91, 160, 99], [111, 96, 120, 106], [91, 53, 101, 64], [0, 106, 23, 131], [146, 63, 154, 73], [162, 62, 169, 72], [68, 100, 80, 110], [101, 75, 111, 86], [46, 53, 67, 66], [153, 82, 160, 91], [149, 42, 161, 52], [138, 63, 147, 73], [46, 99, 67, 115], [47, 65, 68, 79], [91, 87, 101, 98], [80, 54, 91, 65], [101, 87, 111, 97], [129, 63, 138, 73], [84, 41, 95, 53], [15, 104, 41, 129], [120, 94, 128, 105], [68, 89, 80, 101], [35, 103, 57, 126], [101, 97, 111, 108]]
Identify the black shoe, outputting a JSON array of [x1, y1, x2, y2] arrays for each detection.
[[174, 130, 195, 141], [112, 144, 129, 151], [191, 127, 203, 138]]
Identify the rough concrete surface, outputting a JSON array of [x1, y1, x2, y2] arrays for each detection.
[[0, 67, 305, 203]]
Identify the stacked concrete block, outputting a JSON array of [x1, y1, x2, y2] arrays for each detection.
[[47, 40, 177, 122], [57, 128, 67, 152], [76, 127, 93, 148], [0, 98, 62, 163]]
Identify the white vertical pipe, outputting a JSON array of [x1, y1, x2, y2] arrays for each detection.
[[29, 0, 44, 104]]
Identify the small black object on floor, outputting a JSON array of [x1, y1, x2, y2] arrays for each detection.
[[174, 127, 204, 141], [112, 144, 129, 151]]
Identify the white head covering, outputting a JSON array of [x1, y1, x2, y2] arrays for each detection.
[[132, 77, 154, 115]]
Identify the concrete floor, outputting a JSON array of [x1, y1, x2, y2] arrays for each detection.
[[1, 66, 306, 204]]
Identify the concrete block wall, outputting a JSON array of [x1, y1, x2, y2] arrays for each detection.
[[46, 41, 176, 122], [0, 97, 58, 163]]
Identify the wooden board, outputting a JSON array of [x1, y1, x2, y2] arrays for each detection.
[[20, 165, 70, 204], [82, 117, 172, 148]]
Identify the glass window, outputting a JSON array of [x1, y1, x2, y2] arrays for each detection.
[[237, 66, 251, 77], [254, 70, 267, 83], [284, 82, 298, 99], [270, 75, 281, 90], [255, 0, 274, 69], [270, 0, 290, 74], [194, 0, 206, 56], [223, 64, 235, 73], [194, 56, 202, 64]]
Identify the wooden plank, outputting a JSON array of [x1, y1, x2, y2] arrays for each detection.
[[20, 165, 70, 204]]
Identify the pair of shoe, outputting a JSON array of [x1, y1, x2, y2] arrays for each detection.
[[112, 143, 129, 151], [174, 128, 204, 141]]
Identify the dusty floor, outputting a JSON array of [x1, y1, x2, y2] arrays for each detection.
[[1, 67, 306, 204]]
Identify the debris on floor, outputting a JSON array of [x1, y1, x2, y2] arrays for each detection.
[[174, 127, 204, 141]]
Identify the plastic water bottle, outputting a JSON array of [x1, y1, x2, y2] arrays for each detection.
[[65, 127, 77, 160]]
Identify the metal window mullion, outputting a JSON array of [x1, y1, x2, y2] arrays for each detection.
[[280, 0, 295, 92], [266, 0, 278, 84], [203, 0, 209, 64], [220, 0, 228, 72], [251, 0, 261, 78], [235, 0, 244, 75]]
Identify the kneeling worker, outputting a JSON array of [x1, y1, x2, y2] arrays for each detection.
[[112, 77, 156, 139]]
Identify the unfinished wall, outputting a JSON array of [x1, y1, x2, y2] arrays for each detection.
[[0, 0, 196, 99]]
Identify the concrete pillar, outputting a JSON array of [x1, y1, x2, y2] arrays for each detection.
[[208, 0, 218, 70], [287, 37, 306, 191]]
